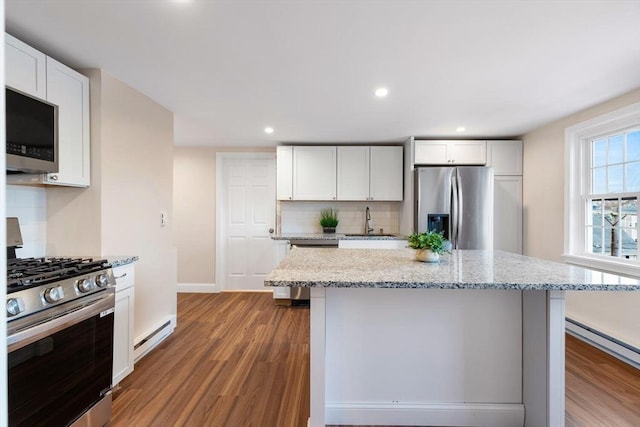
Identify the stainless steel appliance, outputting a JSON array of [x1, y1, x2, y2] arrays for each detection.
[[5, 87, 59, 174], [414, 166, 494, 249], [6, 254, 116, 427]]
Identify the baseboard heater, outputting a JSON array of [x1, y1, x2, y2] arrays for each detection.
[[566, 317, 640, 368], [134, 319, 174, 363]]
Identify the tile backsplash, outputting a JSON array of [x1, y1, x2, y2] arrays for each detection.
[[6, 185, 47, 258], [279, 201, 400, 234]]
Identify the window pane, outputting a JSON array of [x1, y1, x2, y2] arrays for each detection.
[[589, 199, 603, 226], [593, 139, 607, 166], [608, 134, 624, 164], [607, 165, 623, 193], [625, 161, 640, 192], [592, 167, 607, 193], [590, 227, 604, 254], [627, 131, 640, 161]]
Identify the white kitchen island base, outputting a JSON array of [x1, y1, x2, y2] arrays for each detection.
[[309, 287, 564, 427], [264, 248, 639, 427]]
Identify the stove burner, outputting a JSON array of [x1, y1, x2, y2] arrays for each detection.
[[7, 257, 111, 292]]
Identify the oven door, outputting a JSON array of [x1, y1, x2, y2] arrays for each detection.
[[7, 290, 115, 427]]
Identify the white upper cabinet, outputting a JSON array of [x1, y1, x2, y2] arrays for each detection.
[[414, 140, 486, 165], [370, 146, 403, 201], [5, 34, 91, 188], [487, 140, 523, 175], [337, 146, 370, 200], [5, 33, 47, 99], [280, 145, 403, 201], [276, 146, 294, 200], [293, 146, 337, 200], [44, 57, 91, 187]]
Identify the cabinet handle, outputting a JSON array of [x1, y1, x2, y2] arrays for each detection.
[[115, 273, 128, 279], [50, 174, 59, 181]]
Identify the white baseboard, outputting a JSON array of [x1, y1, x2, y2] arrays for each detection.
[[133, 315, 177, 363], [177, 282, 220, 293], [325, 402, 525, 427], [566, 319, 640, 368]]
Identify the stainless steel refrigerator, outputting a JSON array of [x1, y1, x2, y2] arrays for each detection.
[[414, 166, 494, 249]]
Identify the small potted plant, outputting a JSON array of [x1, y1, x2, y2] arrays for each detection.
[[320, 209, 339, 233], [407, 230, 450, 262]]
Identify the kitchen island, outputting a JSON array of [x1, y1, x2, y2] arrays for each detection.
[[264, 248, 640, 427]]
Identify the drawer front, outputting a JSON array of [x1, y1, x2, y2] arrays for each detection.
[[113, 264, 135, 292]]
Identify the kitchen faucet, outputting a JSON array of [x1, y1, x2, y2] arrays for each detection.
[[365, 207, 374, 235]]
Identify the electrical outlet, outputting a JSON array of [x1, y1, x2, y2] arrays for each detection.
[[161, 211, 167, 226]]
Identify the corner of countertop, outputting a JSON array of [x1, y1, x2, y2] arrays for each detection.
[[106, 256, 139, 267]]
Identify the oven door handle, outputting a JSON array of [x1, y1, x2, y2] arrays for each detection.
[[7, 291, 115, 353]]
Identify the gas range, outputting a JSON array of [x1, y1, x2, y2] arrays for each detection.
[[6, 257, 115, 323]]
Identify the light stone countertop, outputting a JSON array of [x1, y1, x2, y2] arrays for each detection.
[[264, 248, 640, 291], [272, 233, 407, 241], [106, 256, 139, 267]]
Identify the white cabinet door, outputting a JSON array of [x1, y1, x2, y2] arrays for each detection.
[[273, 240, 291, 299], [370, 146, 403, 201], [276, 146, 293, 200], [113, 286, 135, 385], [293, 146, 337, 200], [5, 33, 46, 99], [487, 140, 523, 175], [337, 146, 369, 200], [414, 141, 449, 164], [449, 141, 486, 164], [414, 140, 486, 165], [494, 176, 523, 254], [45, 57, 91, 187]]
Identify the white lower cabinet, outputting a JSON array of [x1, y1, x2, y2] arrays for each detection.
[[112, 264, 135, 386]]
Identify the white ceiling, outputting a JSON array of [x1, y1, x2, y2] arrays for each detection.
[[5, 0, 640, 147]]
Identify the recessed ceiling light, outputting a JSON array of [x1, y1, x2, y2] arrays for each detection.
[[375, 87, 388, 97], [456, 126, 466, 132], [264, 127, 274, 134]]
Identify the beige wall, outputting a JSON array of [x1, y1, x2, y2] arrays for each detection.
[[173, 147, 274, 284], [47, 69, 177, 341], [522, 88, 640, 347]]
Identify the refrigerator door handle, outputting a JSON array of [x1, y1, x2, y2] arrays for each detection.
[[456, 168, 463, 248], [450, 171, 458, 248]]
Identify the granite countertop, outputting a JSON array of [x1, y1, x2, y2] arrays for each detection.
[[105, 256, 139, 267], [264, 248, 640, 291], [272, 233, 407, 241]]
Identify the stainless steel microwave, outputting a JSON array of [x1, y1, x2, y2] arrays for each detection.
[[5, 87, 59, 174]]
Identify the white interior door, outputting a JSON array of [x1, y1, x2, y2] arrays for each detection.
[[219, 154, 276, 291]]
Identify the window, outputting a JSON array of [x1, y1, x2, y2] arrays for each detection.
[[565, 103, 640, 276]]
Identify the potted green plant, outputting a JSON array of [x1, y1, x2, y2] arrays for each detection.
[[407, 230, 450, 262], [320, 209, 339, 233]]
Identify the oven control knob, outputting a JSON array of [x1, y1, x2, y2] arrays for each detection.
[[94, 274, 110, 288], [44, 286, 64, 303], [76, 278, 93, 293], [7, 298, 25, 317]]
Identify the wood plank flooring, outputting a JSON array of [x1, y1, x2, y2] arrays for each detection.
[[111, 292, 640, 427]]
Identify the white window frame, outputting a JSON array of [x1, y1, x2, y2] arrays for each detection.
[[564, 102, 640, 277]]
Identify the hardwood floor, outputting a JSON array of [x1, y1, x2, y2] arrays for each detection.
[[110, 292, 310, 427], [111, 293, 640, 427]]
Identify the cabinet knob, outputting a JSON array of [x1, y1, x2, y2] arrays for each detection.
[[288, 197, 292, 200], [50, 174, 59, 181], [269, 228, 274, 233]]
